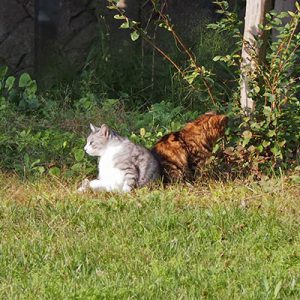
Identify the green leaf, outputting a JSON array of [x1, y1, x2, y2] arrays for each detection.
[[242, 138, 251, 147], [114, 14, 126, 20], [49, 167, 61, 177], [264, 25, 272, 30], [250, 122, 260, 130], [213, 143, 220, 154], [130, 31, 140, 41], [258, 24, 264, 30], [19, 73, 31, 88], [271, 145, 281, 156], [254, 86, 260, 93], [263, 106, 272, 117], [213, 56, 221, 61], [184, 72, 199, 85], [36, 166, 45, 174], [31, 159, 41, 167], [120, 21, 130, 29], [257, 145, 264, 153], [26, 80, 37, 95], [262, 140, 271, 148], [5, 76, 15, 91], [140, 127, 146, 137], [74, 149, 85, 162], [267, 130, 276, 137], [288, 11, 296, 17]]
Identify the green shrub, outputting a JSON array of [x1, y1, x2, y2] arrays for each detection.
[[209, 2, 300, 174], [0, 68, 96, 178]]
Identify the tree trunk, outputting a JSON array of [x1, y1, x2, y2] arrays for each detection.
[[240, 0, 271, 113]]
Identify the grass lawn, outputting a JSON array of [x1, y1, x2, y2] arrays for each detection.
[[0, 173, 299, 299]]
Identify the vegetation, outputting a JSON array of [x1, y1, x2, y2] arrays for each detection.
[[1, 174, 300, 299], [1, 1, 299, 178], [0, 1, 299, 297]]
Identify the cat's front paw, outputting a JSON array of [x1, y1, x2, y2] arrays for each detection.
[[77, 178, 90, 193]]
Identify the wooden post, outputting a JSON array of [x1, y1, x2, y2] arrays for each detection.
[[240, 0, 271, 113]]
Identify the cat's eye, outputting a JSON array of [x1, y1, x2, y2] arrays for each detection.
[[89, 141, 94, 146]]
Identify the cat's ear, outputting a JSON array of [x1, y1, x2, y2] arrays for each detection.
[[100, 124, 110, 137], [90, 123, 99, 132]]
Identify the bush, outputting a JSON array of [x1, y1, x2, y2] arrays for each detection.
[[209, 2, 300, 174]]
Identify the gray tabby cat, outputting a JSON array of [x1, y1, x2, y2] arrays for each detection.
[[78, 124, 160, 192]]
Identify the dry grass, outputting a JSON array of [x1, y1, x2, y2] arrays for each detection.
[[1, 172, 299, 217], [0, 172, 299, 298]]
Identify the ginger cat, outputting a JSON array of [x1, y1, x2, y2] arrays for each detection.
[[151, 112, 228, 182]]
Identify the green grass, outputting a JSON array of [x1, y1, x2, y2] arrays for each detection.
[[0, 174, 300, 299]]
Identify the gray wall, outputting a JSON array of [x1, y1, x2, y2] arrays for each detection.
[[0, 0, 234, 80], [0, 0, 35, 74]]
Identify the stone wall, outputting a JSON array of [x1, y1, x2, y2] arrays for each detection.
[[0, 0, 239, 80], [0, 0, 35, 75], [35, 0, 99, 83]]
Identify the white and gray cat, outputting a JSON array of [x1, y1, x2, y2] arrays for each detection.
[[78, 124, 160, 192]]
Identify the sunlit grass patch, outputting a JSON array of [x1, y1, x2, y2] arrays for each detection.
[[0, 174, 300, 299]]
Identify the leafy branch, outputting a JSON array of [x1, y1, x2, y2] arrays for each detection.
[[106, 0, 216, 105]]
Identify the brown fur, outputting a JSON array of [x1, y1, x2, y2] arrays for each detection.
[[151, 112, 228, 182]]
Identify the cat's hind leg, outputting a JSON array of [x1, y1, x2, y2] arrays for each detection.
[[78, 178, 90, 192], [122, 172, 138, 192], [122, 182, 132, 192], [78, 179, 108, 192], [89, 179, 108, 191]]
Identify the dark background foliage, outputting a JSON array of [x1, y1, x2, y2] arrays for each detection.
[[0, 0, 299, 179]]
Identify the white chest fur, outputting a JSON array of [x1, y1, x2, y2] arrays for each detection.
[[98, 145, 126, 191]]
